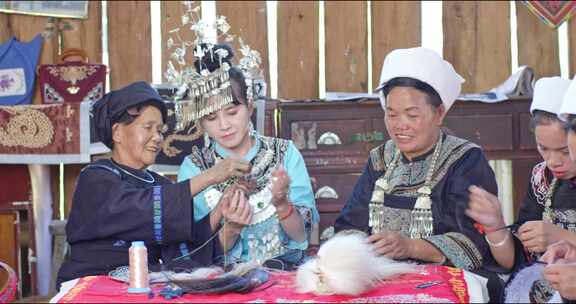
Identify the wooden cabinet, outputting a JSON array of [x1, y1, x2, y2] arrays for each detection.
[[0, 165, 36, 297], [278, 98, 541, 240], [0, 202, 36, 298]]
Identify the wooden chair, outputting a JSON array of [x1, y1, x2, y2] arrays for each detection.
[[49, 220, 68, 296], [0, 261, 18, 303]]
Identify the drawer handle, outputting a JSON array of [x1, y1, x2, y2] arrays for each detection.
[[351, 131, 385, 143], [317, 132, 342, 145], [315, 186, 339, 199]]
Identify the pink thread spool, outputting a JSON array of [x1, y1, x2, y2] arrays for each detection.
[[128, 241, 151, 293]]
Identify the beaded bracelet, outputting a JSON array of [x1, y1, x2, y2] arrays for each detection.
[[485, 231, 510, 247], [277, 204, 294, 221]]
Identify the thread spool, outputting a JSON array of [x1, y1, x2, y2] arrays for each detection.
[[128, 241, 151, 294]]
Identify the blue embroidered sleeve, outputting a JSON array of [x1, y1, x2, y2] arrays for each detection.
[[177, 157, 212, 222], [281, 141, 318, 250]]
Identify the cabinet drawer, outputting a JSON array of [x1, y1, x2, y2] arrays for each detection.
[[372, 114, 515, 152], [291, 119, 369, 153], [312, 173, 360, 213]]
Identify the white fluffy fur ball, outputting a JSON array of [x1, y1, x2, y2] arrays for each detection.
[[296, 231, 416, 295]]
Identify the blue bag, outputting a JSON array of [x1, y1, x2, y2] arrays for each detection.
[[0, 34, 42, 105]]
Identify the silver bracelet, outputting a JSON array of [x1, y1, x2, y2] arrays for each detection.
[[485, 231, 510, 247]]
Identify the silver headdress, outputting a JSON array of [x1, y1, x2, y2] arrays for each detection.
[[164, 1, 265, 131]]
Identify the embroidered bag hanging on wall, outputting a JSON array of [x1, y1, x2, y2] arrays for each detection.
[[38, 48, 106, 104], [0, 34, 42, 105]]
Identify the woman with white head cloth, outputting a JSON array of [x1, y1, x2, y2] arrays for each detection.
[[538, 77, 576, 303], [334, 47, 506, 299], [467, 77, 576, 302]]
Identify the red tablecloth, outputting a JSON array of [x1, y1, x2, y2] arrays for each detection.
[[55, 265, 469, 303]]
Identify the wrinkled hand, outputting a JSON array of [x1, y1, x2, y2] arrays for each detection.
[[270, 167, 290, 207], [544, 262, 576, 300], [518, 221, 562, 253], [465, 185, 506, 231], [541, 240, 576, 264], [207, 158, 251, 184], [220, 187, 253, 231], [367, 231, 413, 259]]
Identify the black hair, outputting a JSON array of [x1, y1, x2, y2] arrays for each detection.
[[194, 43, 248, 106], [381, 77, 443, 108], [567, 114, 576, 133], [530, 110, 564, 132]]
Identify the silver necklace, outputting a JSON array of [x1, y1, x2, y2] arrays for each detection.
[[111, 161, 155, 184], [369, 133, 443, 238]]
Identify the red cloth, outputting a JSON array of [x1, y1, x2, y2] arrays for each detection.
[[57, 265, 469, 303]]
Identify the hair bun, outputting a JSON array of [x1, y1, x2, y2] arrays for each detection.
[[194, 43, 234, 73]]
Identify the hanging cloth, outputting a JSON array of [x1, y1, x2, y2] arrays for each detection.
[[0, 34, 42, 105]]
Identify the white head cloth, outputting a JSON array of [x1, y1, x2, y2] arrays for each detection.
[[558, 76, 576, 122], [375, 47, 464, 111], [530, 77, 571, 116]]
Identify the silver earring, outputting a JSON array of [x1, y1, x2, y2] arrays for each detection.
[[249, 121, 256, 137], [203, 132, 210, 148]]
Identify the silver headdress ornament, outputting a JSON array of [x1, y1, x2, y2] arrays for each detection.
[[164, 1, 265, 131]]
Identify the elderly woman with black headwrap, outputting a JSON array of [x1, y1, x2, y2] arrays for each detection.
[[57, 81, 246, 286]]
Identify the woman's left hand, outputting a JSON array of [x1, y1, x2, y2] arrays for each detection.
[[368, 231, 413, 259], [543, 262, 576, 300], [518, 221, 563, 253], [270, 167, 291, 207]]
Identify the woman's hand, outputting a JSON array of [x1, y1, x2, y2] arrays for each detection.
[[541, 240, 576, 264], [367, 231, 413, 259], [543, 262, 576, 300], [207, 158, 251, 184], [220, 188, 253, 232], [518, 221, 563, 253], [465, 185, 506, 231], [270, 167, 291, 207]]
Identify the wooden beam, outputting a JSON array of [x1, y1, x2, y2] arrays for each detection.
[[325, 1, 367, 92], [60, 1, 102, 62], [372, 1, 421, 89], [278, 1, 319, 99], [516, 2, 560, 79], [217, 1, 270, 96], [443, 1, 511, 93], [108, 1, 152, 89]]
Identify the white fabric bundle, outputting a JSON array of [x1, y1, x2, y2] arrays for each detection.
[[295, 231, 416, 295]]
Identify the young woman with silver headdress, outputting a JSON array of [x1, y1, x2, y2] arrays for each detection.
[[177, 44, 318, 269], [335, 47, 510, 300]]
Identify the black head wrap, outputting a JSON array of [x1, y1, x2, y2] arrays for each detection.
[[91, 81, 167, 148]]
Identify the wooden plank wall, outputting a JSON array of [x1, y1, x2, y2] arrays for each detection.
[[1, 1, 576, 221], [277, 1, 319, 99], [160, 2, 199, 83], [371, 1, 421, 89], [325, 1, 367, 92], [570, 18, 576, 77], [516, 2, 560, 79], [108, 1, 152, 89], [216, 1, 270, 96], [443, 1, 511, 93]]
